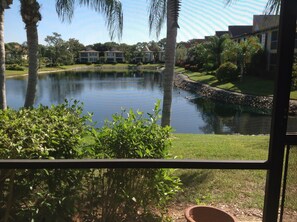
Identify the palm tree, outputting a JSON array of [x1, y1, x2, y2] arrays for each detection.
[[226, 0, 281, 14], [0, 0, 12, 110], [204, 34, 230, 69], [21, 0, 123, 108], [20, 0, 41, 108], [148, 0, 181, 127], [265, 0, 281, 14]]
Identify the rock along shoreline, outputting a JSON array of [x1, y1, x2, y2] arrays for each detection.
[[174, 73, 297, 115]]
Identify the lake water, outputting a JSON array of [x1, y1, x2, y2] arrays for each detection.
[[6, 70, 297, 134]]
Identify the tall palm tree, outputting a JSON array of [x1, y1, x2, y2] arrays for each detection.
[[21, 0, 123, 108], [20, 0, 41, 108], [0, 0, 12, 110], [150, 0, 280, 126], [148, 0, 181, 127]]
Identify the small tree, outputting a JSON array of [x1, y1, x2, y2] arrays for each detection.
[[222, 36, 262, 80]]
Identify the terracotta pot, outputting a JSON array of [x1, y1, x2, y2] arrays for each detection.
[[184, 205, 238, 222]]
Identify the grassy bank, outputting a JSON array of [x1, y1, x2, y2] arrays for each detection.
[[170, 134, 296, 212], [175, 67, 297, 100], [5, 63, 162, 78]]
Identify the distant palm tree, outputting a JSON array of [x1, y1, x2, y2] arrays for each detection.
[[222, 36, 262, 80], [204, 34, 230, 69], [148, 0, 181, 127], [0, 0, 12, 110], [21, 0, 123, 108]]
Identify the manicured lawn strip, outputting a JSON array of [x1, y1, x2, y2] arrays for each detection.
[[81, 133, 296, 211], [170, 134, 269, 160], [175, 67, 297, 99], [169, 134, 296, 211], [5, 63, 162, 78]]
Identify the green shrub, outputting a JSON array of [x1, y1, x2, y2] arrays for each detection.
[[88, 102, 181, 221], [0, 102, 181, 221], [6, 64, 25, 71], [216, 62, 239, 82], [0, 101, 91, 221]]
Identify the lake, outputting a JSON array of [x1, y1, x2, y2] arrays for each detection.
[[6, 70, 297, 134]]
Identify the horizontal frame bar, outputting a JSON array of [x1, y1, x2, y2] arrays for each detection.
[[285, 133, 297, 145], [0, 159, 269, 170]]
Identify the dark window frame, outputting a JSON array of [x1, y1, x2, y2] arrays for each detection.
[[0, 1, 296, 222]]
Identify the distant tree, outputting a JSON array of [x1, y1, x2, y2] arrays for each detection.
[[175, 44, 187, 66], [44, 33, 83, 65], [222, 36, 262, 80], [5, 42, 27, 64], [44, 32, 64, 66], [103, 41, 120, 51], [187, 43, 208, 69], [66, 38, 85, 63]]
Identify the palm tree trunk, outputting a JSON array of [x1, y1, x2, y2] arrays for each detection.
[[24, 23, 39, 108], [0, 7, 6, 110], [161, 0, 178, 127]]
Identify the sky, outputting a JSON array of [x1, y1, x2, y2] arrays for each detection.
[[4, 0, 268, 46]]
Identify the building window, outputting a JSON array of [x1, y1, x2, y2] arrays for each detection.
[[270, 31, 278, 50], [80, 52, 88, 57]]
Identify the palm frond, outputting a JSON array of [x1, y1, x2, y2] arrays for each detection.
[[148, 0, 167, 38], [264, 0, 281, 15], [56, 0, 123, 40], [56, 0, 75, 22]]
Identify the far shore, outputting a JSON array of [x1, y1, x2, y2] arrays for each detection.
[[5, 63, 164, 78]]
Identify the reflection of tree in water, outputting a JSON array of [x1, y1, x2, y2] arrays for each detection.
[[40, 72, 85, 103], [190, 97, 272, 134], [37, 71, 162, 104]]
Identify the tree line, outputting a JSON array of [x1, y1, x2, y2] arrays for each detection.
[[5, 33, 167, 67]]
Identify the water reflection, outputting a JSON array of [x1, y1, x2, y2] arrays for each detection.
[[191, 98, 272, 134], [6, 71, 296, 134]]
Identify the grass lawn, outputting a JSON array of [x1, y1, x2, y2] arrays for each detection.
[[5, 63, 162, 78], [176, 67, 297, 100], [170, 134, 297, 212]]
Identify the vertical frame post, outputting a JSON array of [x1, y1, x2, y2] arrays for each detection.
[[263, 0, 297, 221]]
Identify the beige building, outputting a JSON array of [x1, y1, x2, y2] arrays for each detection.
[[78, 49, 99, 63], [104, 50, 125, 63]]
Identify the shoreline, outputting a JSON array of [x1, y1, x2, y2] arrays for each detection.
[[5, 64, 162, 79], [174, 73, 297, 115]]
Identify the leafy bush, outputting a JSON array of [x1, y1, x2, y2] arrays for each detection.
[[0, 102, 181, 221], [87, 102, 181, 221], [6, 64, 25, 71], [216, 62, 239, 82], [0, 101, 91, 221]]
